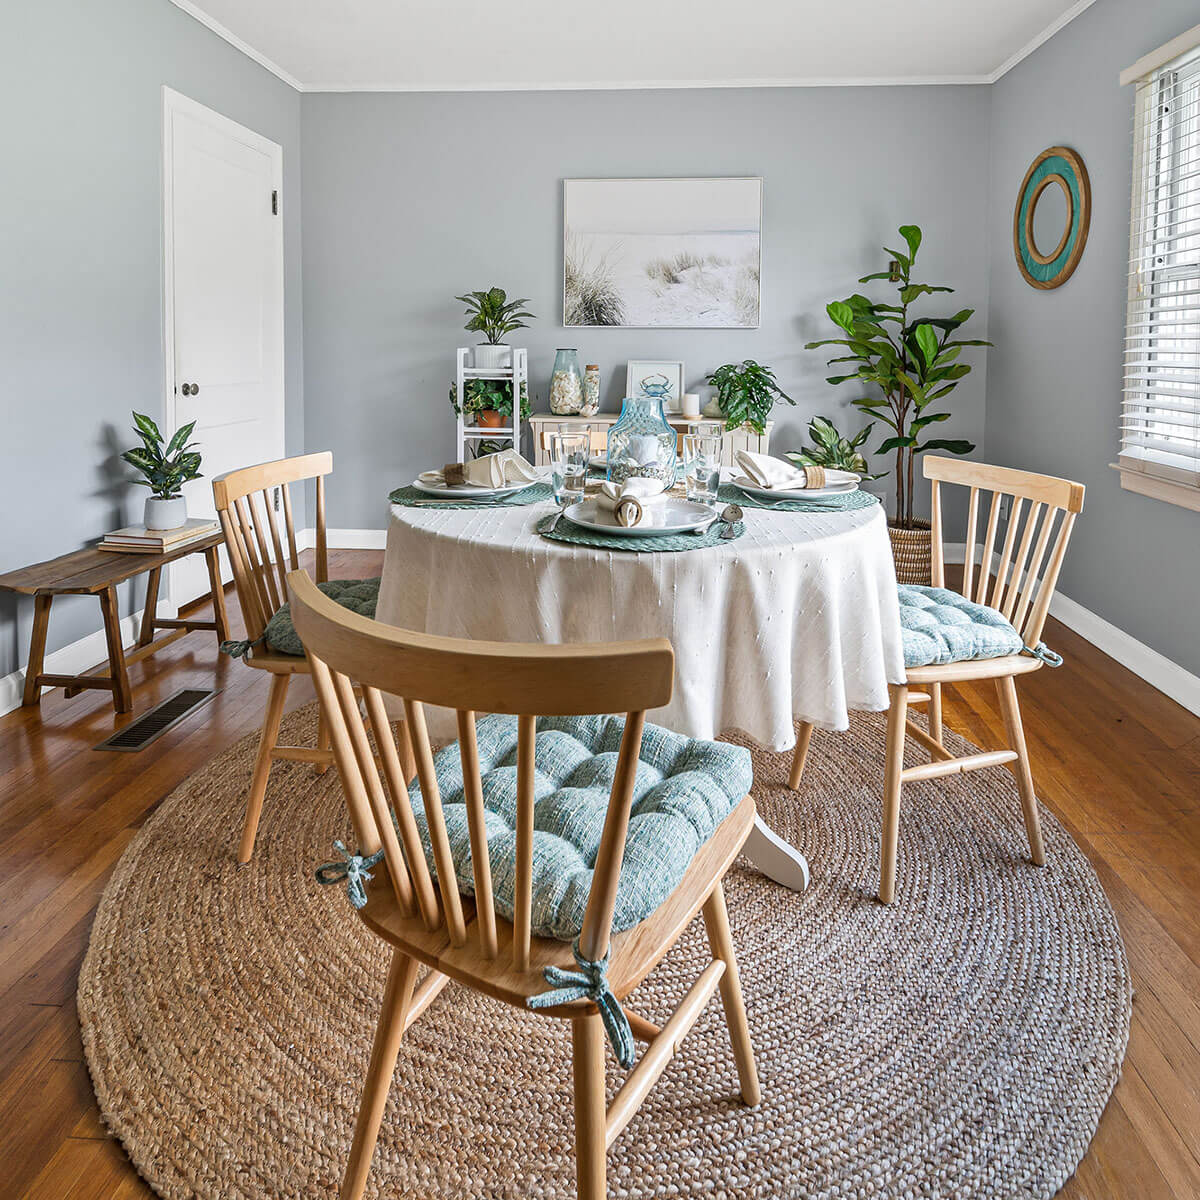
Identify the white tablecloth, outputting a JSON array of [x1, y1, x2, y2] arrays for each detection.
[[376, 498, 905, 751]]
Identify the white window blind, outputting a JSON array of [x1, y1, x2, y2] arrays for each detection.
[[1122, 39, 1200, 497]]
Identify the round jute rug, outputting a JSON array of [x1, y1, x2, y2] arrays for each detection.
[[78, 705, 1130, 1200]]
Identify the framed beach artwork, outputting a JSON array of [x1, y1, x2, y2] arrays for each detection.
[[626, 360, 685, 411], [563, 177, 762, 328]]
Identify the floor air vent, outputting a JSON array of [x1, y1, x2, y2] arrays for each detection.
[[94, 688, 219, 752]]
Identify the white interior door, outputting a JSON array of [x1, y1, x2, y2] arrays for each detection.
[[163, 88, 284, 608]]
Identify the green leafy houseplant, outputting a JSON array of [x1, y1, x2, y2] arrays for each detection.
[[706, 360, 795, 434], [807, 225, 988, 527], [121, 412, 202, 499], [448, 378, 531, 425], [455, 286, 535, 345], [785, 416, 883, 479]]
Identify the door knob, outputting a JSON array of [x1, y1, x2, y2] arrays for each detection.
[[180, 382, 200, 396]]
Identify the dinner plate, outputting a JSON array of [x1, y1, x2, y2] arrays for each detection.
[[562, 496, 717, 538], [412, 477, 535, 498], [730, 475, 858, 502]]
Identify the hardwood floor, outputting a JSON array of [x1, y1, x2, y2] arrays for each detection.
[[1, 548, 1197, 1198]]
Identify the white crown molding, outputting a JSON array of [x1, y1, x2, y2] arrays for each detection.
[[166, 0, 303, 91], [984, 0, 1100, 84], [166, 0, 1099, 94]]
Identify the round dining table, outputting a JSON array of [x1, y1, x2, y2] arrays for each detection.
[[375, 492, 906, 891]]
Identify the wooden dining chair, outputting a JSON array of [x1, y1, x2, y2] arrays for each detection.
[[213, 451, 383, 863], [287, 570, 760, 1200], [540, 428, 609, 453], [789, 455, 1085, 903]]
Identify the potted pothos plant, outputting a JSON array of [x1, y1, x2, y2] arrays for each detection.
[[785, 415, 883, 479], [807, 224, 988, 582], [448, 377, 531, 428], [121, 411, 203, 530], [705, 359, 795, 434], [455, 286, 534, 369]]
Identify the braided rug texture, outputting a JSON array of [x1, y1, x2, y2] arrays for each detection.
[[78, 705, 1130, 1200]]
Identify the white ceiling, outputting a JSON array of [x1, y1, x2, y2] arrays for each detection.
[[171, 0, 1097, 92]]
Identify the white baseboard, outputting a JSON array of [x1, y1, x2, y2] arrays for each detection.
[[943, 543, 1200, 717], [0, 613, 140, 717]]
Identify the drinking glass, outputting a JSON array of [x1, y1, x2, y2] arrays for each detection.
[[549, 431, 589, 507], [683, 431, 722, 505]]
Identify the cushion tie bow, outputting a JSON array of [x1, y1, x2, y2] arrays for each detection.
[[315, 840, 386, 910], [527, 942, 635, 1069], [1022, 642, 1063, 667], [220, 633, 266, 660]]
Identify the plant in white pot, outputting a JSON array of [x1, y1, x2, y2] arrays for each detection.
[[455, 286, 535, 369], [121, 411, 202, 530]]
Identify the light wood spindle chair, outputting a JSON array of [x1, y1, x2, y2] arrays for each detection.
[[540, 428, 609, 454], [789, 455, 1085, 903], [213, 452, 385, 862], [287, 571, 761, 1200]]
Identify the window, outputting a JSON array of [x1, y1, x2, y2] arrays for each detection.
[[1120, 30, 1200, 511]]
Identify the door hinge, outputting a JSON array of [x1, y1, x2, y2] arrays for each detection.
[[271, 190, 279, 216]]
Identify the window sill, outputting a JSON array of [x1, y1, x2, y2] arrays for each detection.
[[1112, 463, 1200, 512]]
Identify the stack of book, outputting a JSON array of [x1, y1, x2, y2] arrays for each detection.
[[98, 518, 220, 554]]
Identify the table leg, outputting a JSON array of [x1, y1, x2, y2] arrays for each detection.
[[22, 593, 53, 706], [138, 567, 162, 647], [98, 585, 133, 714], [204, 545, 230, 643], [741, 815, 810, 892]]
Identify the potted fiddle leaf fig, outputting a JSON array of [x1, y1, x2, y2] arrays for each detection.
[[807, 224, 988, 582], [456, 286, 535, 370], [121, 411, 202, 530], [705, 359, 795, 435]]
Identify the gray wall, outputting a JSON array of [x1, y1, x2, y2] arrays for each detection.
[[301, 86, 993, 530], [0, 0, 303, 678], [986, 0, 1200, 675]]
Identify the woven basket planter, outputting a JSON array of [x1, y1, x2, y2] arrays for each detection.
[[889, 520, 932, 585]]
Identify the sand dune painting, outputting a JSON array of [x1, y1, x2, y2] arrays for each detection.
[[563, 178, 762, 328]]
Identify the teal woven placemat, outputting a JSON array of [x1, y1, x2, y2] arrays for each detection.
[[535, 512, 744, 552], [718, 483, 878, 513], [389, 482, 553, 509]]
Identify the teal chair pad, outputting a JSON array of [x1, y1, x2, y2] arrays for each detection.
[[898, 584, 1024, 669], [408, 714, 753, 942], [265, 578, 380, 656]]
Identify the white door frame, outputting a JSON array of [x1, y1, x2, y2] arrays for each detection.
[[161, 86, 285, 609]]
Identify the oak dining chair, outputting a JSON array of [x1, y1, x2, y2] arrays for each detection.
[[789, 455, 1085, 903], [287, 570, 761, 1200], [213, 451, 385, 863]]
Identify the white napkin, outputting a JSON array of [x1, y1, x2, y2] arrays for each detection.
[[419, 449, 539, 489], [596, 478, 666, 527], [733, 449, 859, 490]]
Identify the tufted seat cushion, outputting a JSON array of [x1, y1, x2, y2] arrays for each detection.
[[265, 578, 380, 656], [407, 714, 753, 942], [898, 584, 1024, 669]]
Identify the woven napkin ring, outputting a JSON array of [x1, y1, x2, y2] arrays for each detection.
[[443, 463, 467, 486], [803, 464, 826, 488]]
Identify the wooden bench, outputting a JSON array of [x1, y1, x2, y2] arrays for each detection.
[[0, 531, 228, 714]]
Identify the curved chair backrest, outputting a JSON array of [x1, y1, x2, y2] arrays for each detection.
[[286, 570, 675, 973], [212, 452, 333, 643], [924, 455, 1085, 648]]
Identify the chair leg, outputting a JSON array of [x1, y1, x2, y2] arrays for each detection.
[[928, 681, 943, 747], [786, 721, 814, 791], [237, 672, 290, 863], [701, 880, 761, 1105], [340, 950, 420, 1200], [571, 1014, 607, 1200], [995, 675, 1046, 867], [315, 709, 332, 776], [879, 684, 909, 904]]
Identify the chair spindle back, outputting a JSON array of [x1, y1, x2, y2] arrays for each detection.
[[925, 456, 1085, 648], [212, 452, 333, 642], [286, 571, 674, 971]]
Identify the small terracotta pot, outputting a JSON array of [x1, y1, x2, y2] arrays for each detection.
[[889, 519, 932, 585], [475, 409, 505, 429]]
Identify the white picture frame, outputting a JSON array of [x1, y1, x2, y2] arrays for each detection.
[[564, 178, 762, 329], [626, 360, 686, 412]]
